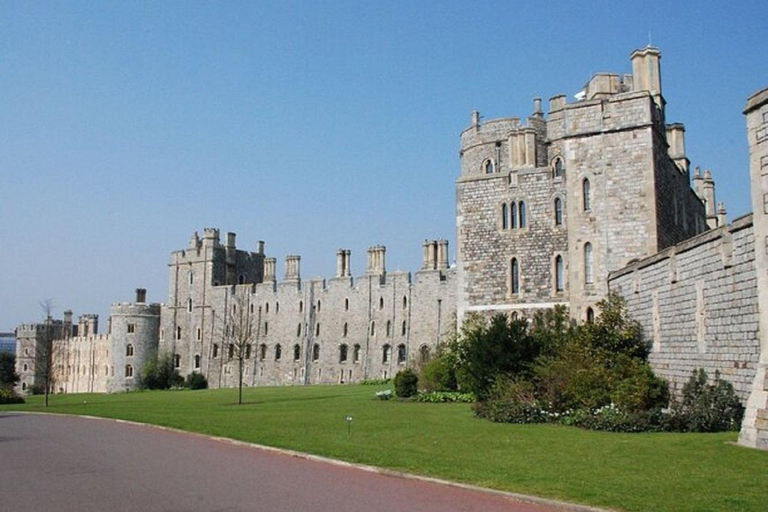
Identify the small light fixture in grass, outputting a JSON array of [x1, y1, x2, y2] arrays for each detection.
[[345, 415, 353, 435]]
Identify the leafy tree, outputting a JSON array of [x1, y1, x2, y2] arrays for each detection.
[[0, 352, 20, 389], [141, 352, 182, 390]]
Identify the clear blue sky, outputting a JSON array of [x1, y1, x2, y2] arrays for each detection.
[[1, 1, 766, 331]]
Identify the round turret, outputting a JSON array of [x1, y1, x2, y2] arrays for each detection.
[[109, 300, 161, 392]]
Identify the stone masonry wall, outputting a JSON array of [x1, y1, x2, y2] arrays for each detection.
[[609, 215, 760, 400]]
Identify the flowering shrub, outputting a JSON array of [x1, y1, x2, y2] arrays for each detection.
[[661, 369, 743, 432]]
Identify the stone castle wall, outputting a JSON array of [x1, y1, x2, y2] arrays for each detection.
[[609, 215, 760, 400]]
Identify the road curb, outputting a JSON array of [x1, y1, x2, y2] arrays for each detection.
[[9, 411, 613, 512]]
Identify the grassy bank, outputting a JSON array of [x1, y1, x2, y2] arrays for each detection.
[[3, 385, 766, 511]]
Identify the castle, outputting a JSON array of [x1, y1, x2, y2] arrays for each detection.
[[15, 47, 768, 450]]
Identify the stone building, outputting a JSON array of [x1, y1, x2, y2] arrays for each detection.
[[457, 46, 715, 324]]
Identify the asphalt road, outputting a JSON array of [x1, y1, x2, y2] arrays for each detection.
[[0, 413, 583, 512]]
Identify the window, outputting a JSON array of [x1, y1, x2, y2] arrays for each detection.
[[197, 327, 202, 341], [555, 255, 565, 292], [213, 344, 219, 358], [419, 345, 430, 363], [583, 178, 591, 211], [125, 365, 133, 378], [245, 344, 252, 359], [339, 344, 348, 363], [511, 201, 518, 228], [343, 322, 348, 337], [511, 258, 520, 294], [379, 297, 384, 310], [194, 355, 200, 369], [518, 201, 527, 228], [312, 343, 320, 361], [345, 298, 349, 311], [232, 304, 236, 315], [228, 344, 234, 359], [317, 300, 321, 312], [584, 242, 594, 284], [264, 322, 269, 335], [501, 203, 509, 230], [238, 275, 245, 285], [126, 344, 134, 357], [353, 344, 361, 363], [315, 323, 320, 336], [554, 197, 563, 225], [382, 344, 391, 363], [275, 344, 282, 361], [397, 344, 407, 364], [187, 298, 192, 313], [275, 301, 280, 313], [297, 323, 302, 337], [127, 323, 135, 334], [189, 271, 194, 285], [23, 363, 28, 372], [386, 320, 391, 337], [299, 301, 303, 313], [259, 344, 267, 361], [293, 344, 301, 362], [174, 354, 181, 368], [586, 307, 595, 324], [370, 321, 375, 336], [402, 296, 407, 309], [401, 321, 407, 336], [265, 302, 269, 314], [176, 326, 182, 340], [553, 157, 564, 178], [484, 159, 495, 174]]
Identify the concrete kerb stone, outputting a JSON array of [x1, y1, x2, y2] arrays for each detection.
[[13, 411, 613, 512]]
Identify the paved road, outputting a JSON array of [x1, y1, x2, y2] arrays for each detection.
[[0, 413, 584, 512]]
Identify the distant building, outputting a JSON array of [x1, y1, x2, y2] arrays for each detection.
[[0, 332, 15, 354]]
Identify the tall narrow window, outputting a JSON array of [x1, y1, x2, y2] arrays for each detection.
[[275, 301, 280, 313], [345, 298, 349, 311], [312, 343, 320, 361], [397, 344, 406, 364], [484, 159, 495, 174], [196, 327, 202, 341], [315, 323, 320, 336], [554, 157, 564, 178], [187, 298, 193, 312], [386, 320, 391, 337], [339, 344, 348, 363], [586, 307, 595, 324], [511, 258, 520, 294], [126, 344, 134, 357], [401, 320, 406, 336], [228, 344, 234, 359], [419, 345, 430, 363], [511, 201, 518, 228], [555, 255, 565, 292], [174, 354, 181, 368], [275, 344, 282, 361], [316, 300, 321, 312], [125, 365, 133, 378], [518, 201, 527, 228], [584, 242, 594, 284], [382, 344, 391, 363], [554, 197, 563, 225], [194, 354, 200, 368], [176, 326, 182, 340], [343, 322, 348, 337], [297, 323, 302, 337], [213, 344, 219, 358], [265, 302, 269, 314], [127, 323, 135, 334], [245, 344, 252, 359], [583, 178, 591, 211], [353, 344, 361, 363], [293, 344, 301, 361], [379, 297, 384, 310], [402, 296, 407, 309], [264, 322, 269, 335], [299, 301, 303, 313], [189, 271, 194, 285], [370, 321, 376, 336], [259, 344, 267, 361], [501, 203, 509, 230]]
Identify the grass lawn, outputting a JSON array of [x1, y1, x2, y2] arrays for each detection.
[[3, 384, 767, 512]]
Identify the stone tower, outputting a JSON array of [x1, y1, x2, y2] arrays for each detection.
[[456, 47, 709, 322], [109, 288, 161, 392], [740, 87, 768, 450]]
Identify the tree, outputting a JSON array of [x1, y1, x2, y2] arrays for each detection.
[[141, 352, 182, 390], [219, 291, 259, 405], [36, 299, 58, 407], [0, 352, 20, 389]]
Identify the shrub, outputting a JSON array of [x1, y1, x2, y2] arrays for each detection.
[[141, 353, 183, 390], [474, 399, 548, 424], [360, 378, 391, 385], [375, 389, 392, 400], [416, 391, 475, 403], [0, 388, 25, 404], [560, 405, 662, 433], [663, 369, 744, 432], [394, 369, 419, 398], [0, 352, 20, 390], [185, 372, 208, 390], [419, 351, 458, 392]]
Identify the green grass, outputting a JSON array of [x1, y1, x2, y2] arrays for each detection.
[[4, 385, 767, 512]]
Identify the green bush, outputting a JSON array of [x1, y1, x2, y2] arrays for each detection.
[[360, 378, 391, 385], [394, 368, 419, 398], [0, 388, 25, 404], [0, 352, 20, 389], [416, 391, 475, 403], [141, 353, 183, 390], [474, 399, 548, 424], [185, 372, 208, 390], [419, 351, 458, 392], [560, 406, 661, 433], [663, 369, 744, 432]]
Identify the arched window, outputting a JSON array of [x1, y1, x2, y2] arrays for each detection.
[[275, 301, 280, 313], [213, 344, 219, 358], [275, 344, 282, 361], [259, 343, 267, 361], [339, 344, 348, 363], [312, 343, 320, 361], [382, 344, 391, 363], [315, 323, 320, 336], [174, 354, 181, 368], [419, 345, 430, 363], [401, 320, 407, 336], [194, 354, 200, 369], [397, 344, 407, 364], [379, 297, 384, 310], [245, 344, 252, 359], [586, 307, 595, 324], [386, 320, 391, 337], [554, 197, 563, 226], [553, 157, 564, 178], [511, 258, 520, 294], [353, 344, 361, 363], [518, 201, 527, 228], [228, 344, 234, 359], [293, 344, 301, 361], [484, 159, 495, 174], [126, 344, 134, 357], [555, 255, 565, 292], [501, 203, 509, 230], [125, 365, 133, 378], [299, 301, 303, 313], [584, 242, 594, 284], [583, 178, 591, 211], [511, 201, 518, 228], [265, 302, 269, 314]]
